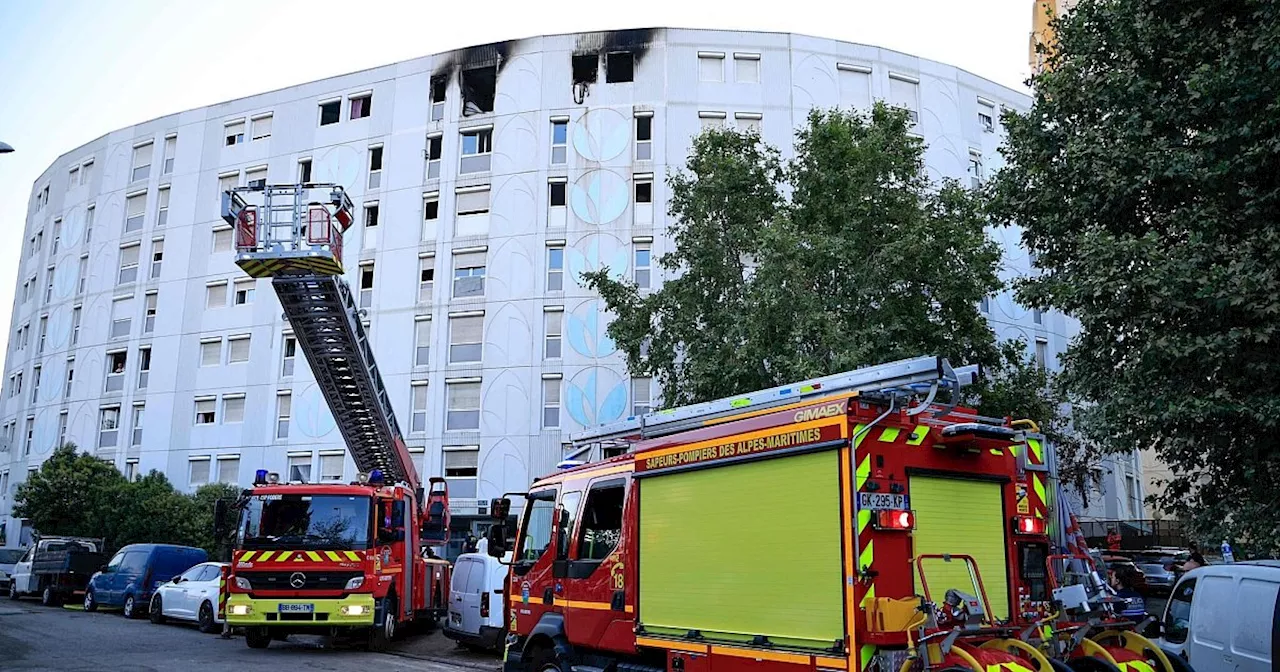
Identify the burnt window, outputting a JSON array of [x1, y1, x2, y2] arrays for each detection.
[[430, 75, 448, 121], [572, 53, 598, 84], [606, 52, 634, 83], [461, 66, 496, 116]]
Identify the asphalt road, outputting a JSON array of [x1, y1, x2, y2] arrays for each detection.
[[0, 600, 501, 672]]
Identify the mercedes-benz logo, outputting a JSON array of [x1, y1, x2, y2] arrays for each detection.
[[289, 572, 307, 589]]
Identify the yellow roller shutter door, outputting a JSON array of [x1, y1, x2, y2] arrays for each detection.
[[910, 476, 1009, 620]]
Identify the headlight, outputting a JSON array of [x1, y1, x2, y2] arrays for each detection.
[[344, 576, 365, 591], [339, 604, 367, 616], [234, 576, 252, 590], [229, 604, 252, 616]]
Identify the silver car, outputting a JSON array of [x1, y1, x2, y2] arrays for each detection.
[[0, 548, 25, 591], [1138, 562, 1175, 594]]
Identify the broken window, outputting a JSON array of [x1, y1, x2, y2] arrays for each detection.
[[319, 100, 341, 126], [430, 75, 448, 121], [606, 52, 634, 83], [572, 53, 598, 84], [461, 66, 496, 116]]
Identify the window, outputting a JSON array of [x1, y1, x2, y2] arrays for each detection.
[[418, 256, 435, 303], [29, 365, 40, 403], [548, 179, 568, 228], [131, 142, 152, 182], [72, 306, 82, 344], [980, 295, 990, 314], [156, 187, 169, 227], [358, 263, 374, 309], [699, 111, 726, 130], [430, 75, 447, 121], [137, 346, 151, 389], [233, 279, 255, 305], [411, 382, 429, 433], [206, 281, 228, 308], [189, 457, 211, 486], [888, 72, 921, 123], [224, 120, 245, 146], [364, 202, 380, 231], [635, 175, 653, 205], [123, 459, 137, 481], [194, 397, 216, 425], [634, 246, 652, 288], [42, 267, 53, 304], [69, 166, 79, 186], [426, 135, 442, 179], [81, 160, 93, 184], [573, 53, 598, 84], [150, 239, 164, 279], [698, 52, 725, 82], [275, 392, 291, 439], [544, 309, 564, 360], [1035, 338, 1048, 371], [550, 119, 568, 164], [217, 455, 240, 484], [460, 66, 496, 116], [110, 296, 133, 339], [448, 313, 483, 364], [452, 251, 486, 298], [606, 51, 634, 83], [978, 99, 996, 133], [52, 220, 61, 254], [319, 99, 341, 126], [632, 377, 653, 416], [1163, 579, 1195, 644], [548, 179, 568, 209], [517, 490, 557, 563], [98, 406, 121, 448], [443, 447, 479, 498], [287, 454, 312, 483], [218, 171, 239, 196], [22, 417, 33, 455], [162, 136, 176, 174], [319, 452, 344, 482], [576, 480, 625, 560], [298, 158, 313, 183], [281, 335, 296, 376], [446, 380, 481, 431], [423, 193, 439, 239], [735, 112, 762, 134], [251, 114, 272, 141], [542, 377, 561, 428], [547, 247, 564, 291], [200, 339, 222, 367], [349, 93, 372, 120], [58, 411, 68, 446], [635, 114, 652, 160], [734, 52, 761, 83], [125, 193, 146, 233], [245, 167, 266, 190], [969, 152, 984, 188], [106, 351, 127, 392], [37, 315, 47, 353], [227, 336, 251, 364], [460, 128, 493, 174], [85, 205, 94, 243], [1033, 308, 1043, 325], [213, 226, 233, 252], [366, 145, 383, 189], [143, 292, 157, 333], [222, 395, 245, 423], [131, 404, 144, 446]]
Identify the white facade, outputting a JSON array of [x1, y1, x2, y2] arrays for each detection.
[[0, 28, 1120, 545]]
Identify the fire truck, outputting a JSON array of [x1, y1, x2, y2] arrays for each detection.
[[215, 183, 451, 650], [485, 356, 1187, 672]]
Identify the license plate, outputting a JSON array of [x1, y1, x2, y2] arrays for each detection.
[[858, 493, 907, 510], [278, 603, 314, 613]]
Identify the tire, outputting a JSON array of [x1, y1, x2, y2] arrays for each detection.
[[1159, 649, 1194, 672], [40, 585, 60, 607], [197, 601, 217, 634], [529, 646, 562, 672], [367, 596, 397, 652], [9, 581, 20, 600], [84, 589, 99, 613], [122, 593, 140, 619], [149, 595, 165, 624], [245, 626, 272, 649]]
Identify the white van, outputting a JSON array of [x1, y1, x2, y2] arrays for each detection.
[[1158, 560, 1279, 672], [444, 541, 509, 651]]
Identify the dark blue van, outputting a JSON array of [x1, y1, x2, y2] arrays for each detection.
[[84, 544, 207, 618]]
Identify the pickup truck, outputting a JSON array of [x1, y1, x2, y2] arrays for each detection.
[[7, 537, 106, 606]]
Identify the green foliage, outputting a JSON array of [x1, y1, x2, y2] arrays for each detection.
[[991, 0, 1280, 553], [587, 105, 1003, 403], [14, 444, 239, 556]]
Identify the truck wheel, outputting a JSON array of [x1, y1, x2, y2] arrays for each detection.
[[198, 601, 217, 633], [9, 581, 20, 600], [149, 595, 165, 623], [529, 647, 563, 672], [245, 626, 272, 649], [367, 596, 397, 652], [84, 589, 99, 613], [122, 594, 140, 619], [40, 585, 60, 607]]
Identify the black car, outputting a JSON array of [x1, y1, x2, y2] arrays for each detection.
[[1137, 562, 1175, 595]]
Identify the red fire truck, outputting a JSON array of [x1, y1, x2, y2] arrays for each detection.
[[216, 184, 451, 650], [487, 356, 1069, 672]]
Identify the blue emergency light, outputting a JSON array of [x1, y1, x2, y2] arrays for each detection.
[[368, 469, 385, 485], [254, 469, 269, 485]]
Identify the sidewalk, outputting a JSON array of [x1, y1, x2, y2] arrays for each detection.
[[389, 628, 501, 671]]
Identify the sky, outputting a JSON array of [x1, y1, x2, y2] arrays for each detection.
[[0, 0, 1035, 342]]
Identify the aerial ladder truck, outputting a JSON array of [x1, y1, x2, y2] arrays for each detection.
[[215, 182, 451, 650]]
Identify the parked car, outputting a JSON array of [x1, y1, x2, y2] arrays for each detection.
[[84, 544, 207, 618], [1157, 560, 1279, 672], [7, 537, 105, 606], [0, 547, 25, 591], [1138, 562, 1176, 595], [443, 544, 509, 651], [149, 562, 227, 633]]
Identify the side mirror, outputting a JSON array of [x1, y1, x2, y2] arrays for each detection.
[[99, 565, 109, 573], [171, 575, 182, 584], [491, 497, 511, 521], [485, 522, 508, 560], [556, 509, 571, 560]]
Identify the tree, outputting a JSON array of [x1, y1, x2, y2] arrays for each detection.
[[14, 443, 127, 542], [991, 0, 1280, 553], [189, 483, 243, 558], [587, 105, 1002, 406]]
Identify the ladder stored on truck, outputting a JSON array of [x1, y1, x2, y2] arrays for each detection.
[[221, 184, 428, 499], [570, 355, 981, 460]]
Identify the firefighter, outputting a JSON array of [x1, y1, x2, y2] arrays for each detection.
[[1106, 527, 1122, 551]]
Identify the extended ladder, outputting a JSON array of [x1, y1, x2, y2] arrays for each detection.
[[570, 355, 981, 457]]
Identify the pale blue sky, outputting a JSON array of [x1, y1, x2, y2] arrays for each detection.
[[0, 0, 1034, 341]]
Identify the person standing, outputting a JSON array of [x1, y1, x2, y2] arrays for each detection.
[[1106, 527, 1122, 551], [1178, 543, 1206, 572]]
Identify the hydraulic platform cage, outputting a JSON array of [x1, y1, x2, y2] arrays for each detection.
[[223, 185, 350, 268]]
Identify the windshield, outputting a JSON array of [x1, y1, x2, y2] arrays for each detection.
[[238, 494, 372, 550], [0, 549, 24, 564], [1139, 564, 1166, 573]]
